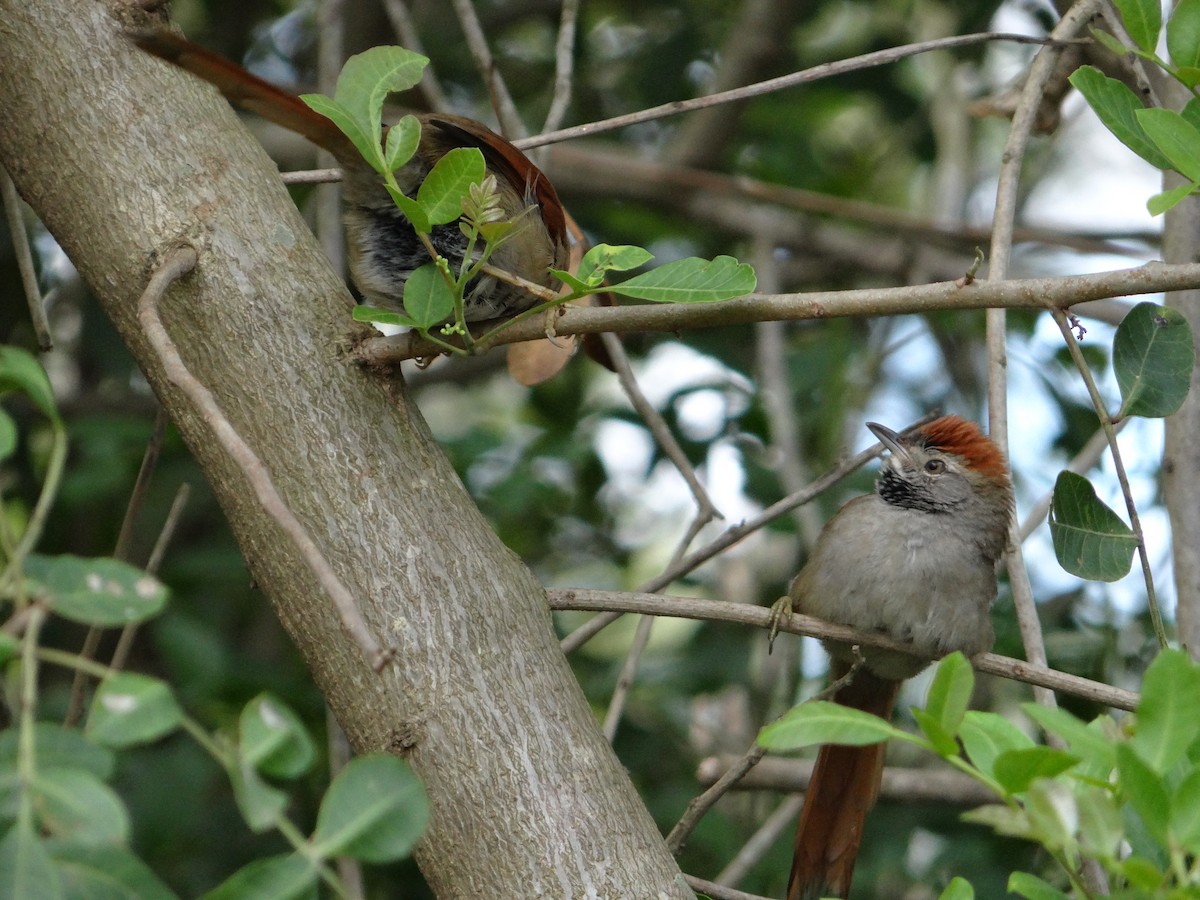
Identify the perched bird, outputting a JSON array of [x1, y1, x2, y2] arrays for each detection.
[[777, 415, 1014, 900], [132, 30, 569, 323]]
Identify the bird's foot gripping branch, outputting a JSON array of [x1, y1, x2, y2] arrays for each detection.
[[306, 46, 757, 355]]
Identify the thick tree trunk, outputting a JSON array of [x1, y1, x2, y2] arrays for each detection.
[[0, 2, 691, 896]]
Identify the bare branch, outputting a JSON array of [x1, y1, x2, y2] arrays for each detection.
[[547, 589, 1140, 711], [517, 33, 1066, 151], [1, 164, 52, 349], [358, 262, 1200, 363]]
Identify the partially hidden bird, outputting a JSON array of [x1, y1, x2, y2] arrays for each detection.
[[132, 30, 569, 323], [775, 415, 1014, 900]]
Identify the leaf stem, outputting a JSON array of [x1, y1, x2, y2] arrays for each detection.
[[1051, 309, 1165, 647]]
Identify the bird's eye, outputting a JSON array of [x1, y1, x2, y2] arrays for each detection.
[[924, 459, 946, 474]]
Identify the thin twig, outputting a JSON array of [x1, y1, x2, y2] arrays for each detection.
[[359, 261, 1200, 363], [542, 0, 579, 136], [517, 33, 1068, 151], [1052, 310, 1164, 647], [136, 245, 392, 670], [682, 875, 771, 900], [381, 0, 450, 112], [667, 742, 767, 854], [450, 0, 525, 138], [548, 589, 1141, 711], [600, 332, 723, 521], [712, 794, 805, 887], [986, 0, 1103, 713], [110, 482, 191, 672], [1, 165, 52, 350]]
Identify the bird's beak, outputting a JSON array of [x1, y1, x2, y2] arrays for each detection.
[[866, 422, 912, 464]]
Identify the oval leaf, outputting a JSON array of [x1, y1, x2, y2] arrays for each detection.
[[32, 768, 129, 846], [200, 853, 317, 900], [1113, 0, 1162, 52], [1021, 705, 1116, 771], [1007, 870, 1072, 900], [1168, 0, 1200, 71], [758, 700, 906, 751], [25, 555, 168, 628], [417, 147, 486, 226], [0, 723, 115, 782], [239, 694, 316, 780], [924, 651, 974, 736], [1135, 107, 1200, 182], [0, 824, 61, 900], [1068, 67, 1172, 170], [45, 842, 176, 900], [87, 673, 184, 749], [992, 747, 1079, 795], [608, 255, 756, 303], [0, 346, 60, 424], [1114, 301, 1195, 418], [1131, 648, 1200, 772], [311, 755, 428, 863], [959, 710, 1035, 781], [1048, 471, 1137, 582], [401, 262, 455, 328], [1117, 742, 1170, 845]]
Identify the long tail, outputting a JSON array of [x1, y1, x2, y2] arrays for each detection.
[[131, 30, 355, 159], [787, 665, 900, 900]]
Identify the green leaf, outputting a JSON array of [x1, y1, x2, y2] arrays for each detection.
[[385, 183, 431, 234], [1132, 648, 1200, 772], [1183, 97, 1200, 132], [0, 824, 61, 900], [1114, 302, 1195, 418], [228, 760, 287, 834], [417, 147, 486, 226], [962, 804, 1034, 839], [87, 673, 184, 749], [383, 115, 421, 173], [1113, 0, 1162, 52], [1117, 742, 1170, 844], [24, 555, 168, 628], [757, 700, 907, 751], [1146, 180, 1200, 215], [0, 347, 59, 424], [992, 747, 1079, 794], [0, 723, 115, 783], [959, 711, 1035, 782], [310, 755, 428, 862], [1023, 778, 1078, 852], [1007, 870, 1072, 900], [199, 853, 317, 900], [1021, 705, 1116, 771], [351, 305, 418, 329], [1119, 855, 1166, 890], [1048, 471, 1138, 582], [1169, 767, 1200, 852], [1076, 785, 1123, 859], [0, 634, 16, 668], [1168, 0, 1200, 71], [924, 652, 974, 737], [912, 709, 957, 758], [300, 47, 429, 174], [239, 694, 316, 781], [401, 263, 456, 329], [576, 244, 654, 285], [546, 268, 594, 295], [0, 411, 16, 462], [297, 94, 382, 172], [1068, 67, 1172, 170], [937, 876, 974, 900], [1090, 27, 1134, 58], [608, 256, 756, 303], [1136, 107, 1200, 181], [31, 768, 128, 845], [1178, 66, 1200, 89], [45, 841, 177, 900]]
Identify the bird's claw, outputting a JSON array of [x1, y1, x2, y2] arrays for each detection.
[[767, 595, 794, 654]]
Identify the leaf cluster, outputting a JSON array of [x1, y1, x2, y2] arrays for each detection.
[[760, 649, 1200, 899], [0, 350, 428, 899]]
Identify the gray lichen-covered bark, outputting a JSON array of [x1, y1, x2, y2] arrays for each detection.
[[0, 2, 692, 895]]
